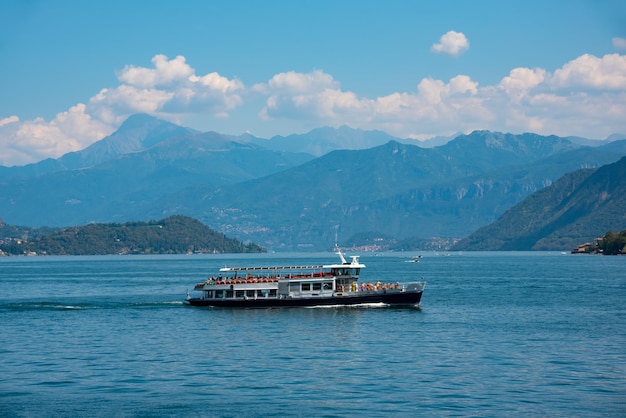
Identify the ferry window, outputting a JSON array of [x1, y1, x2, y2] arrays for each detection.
[[257, 290, 266, 298], [312, 283, 322, 291], [302, 283, 311, 291], [269, 289, 277, 297], [226, 290, 234, 298], [235, 290, 244, 298], [246, 290, 255, 298], [215, 290, 224, 298], [323, 282, 333, 290]]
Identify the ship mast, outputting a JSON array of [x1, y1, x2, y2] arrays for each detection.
[[334, 244, 348, 264]]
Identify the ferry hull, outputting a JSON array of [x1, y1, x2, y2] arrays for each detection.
[[186, 290, 423, 308]]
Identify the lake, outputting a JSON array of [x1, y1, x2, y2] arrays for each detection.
[[1, 252, 624, 417]]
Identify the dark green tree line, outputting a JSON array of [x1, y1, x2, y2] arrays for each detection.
[[598, 230, 626, 255]]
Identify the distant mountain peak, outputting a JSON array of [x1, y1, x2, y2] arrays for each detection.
[[117, 113, 162, 130], [114, 114, 197, 147], [261, 125, 402, 156], [56, 114, 198, 170], [606, 133, 626, 142], [445, 130, 577, 157]]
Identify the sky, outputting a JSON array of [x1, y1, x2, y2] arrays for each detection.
[[1, 0, 626, 166]]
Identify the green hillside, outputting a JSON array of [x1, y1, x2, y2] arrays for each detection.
[[454, 157, 626, 251], [0, 215, 265, 255]]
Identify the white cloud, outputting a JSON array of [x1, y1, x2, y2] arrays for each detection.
[[257, 70, 353, 121], [448, 75, 478, 95], [417, 78, 446, 105], [490, 54, 626, 137], [0, 54, 245, 166], [258, 70, 488, 137], [613, 37, 626, 51], [550, 53, 626, 90], [254, 70, 339, 95], [258, 54, 626, 139], [0, 105, 112, 166], [117, 54, 194, 88], [499, 67, 547, 102], [0, 115, 19, 127], [2, 52, 626, 166], [100, 55, 245, 120], [431, 31, 470, 56], [89, 85, 175, 124]]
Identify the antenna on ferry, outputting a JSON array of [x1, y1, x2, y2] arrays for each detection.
[[334, 244, 348, 264]]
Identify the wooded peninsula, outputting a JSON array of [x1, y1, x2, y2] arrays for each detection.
[[0, 215, 265, 256]]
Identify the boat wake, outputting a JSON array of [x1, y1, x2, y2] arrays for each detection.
[[1, 300, 186, 312], [127, 301, 185, 307], [0, 302, 99, 311]]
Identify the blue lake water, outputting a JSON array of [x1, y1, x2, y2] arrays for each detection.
[[1, 252, 625, 417]]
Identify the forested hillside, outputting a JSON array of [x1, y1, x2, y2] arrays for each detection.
[[454, 157, 626, 251], [0, 216, 265, 255]]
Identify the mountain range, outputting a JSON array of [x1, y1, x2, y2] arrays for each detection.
[[1, 113, 625, 251]]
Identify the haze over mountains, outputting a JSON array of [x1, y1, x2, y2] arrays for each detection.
[[1, 114, 624, 251]]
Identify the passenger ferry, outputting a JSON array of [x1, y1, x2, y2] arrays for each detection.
[[185, 248, 425, 308]]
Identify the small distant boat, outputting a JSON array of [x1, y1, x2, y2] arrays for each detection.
[[405, 255, 422, 263], [185, 247, 425, 308]]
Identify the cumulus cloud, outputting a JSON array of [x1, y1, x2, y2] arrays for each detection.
[[551, 53, 626, 90], [117, 54, 194, 88], [99, 54, 244, 121], [499, 67, 547, 101], [431, 31, 470, 56], [256, 70, 353, 121], [0, 115, 19, 127], [0, 105, 112, 166], [0, 54, 245, 165], [263, 69, 339, 94], [258, 70, 487, 136], [494, 54, 626, 136], [257, 53, 626, 140], [613, 37, 626, 51], [2, 51, 626, 166]]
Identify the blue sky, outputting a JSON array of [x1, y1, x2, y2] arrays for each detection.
[[1, 0, 625, 166]]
